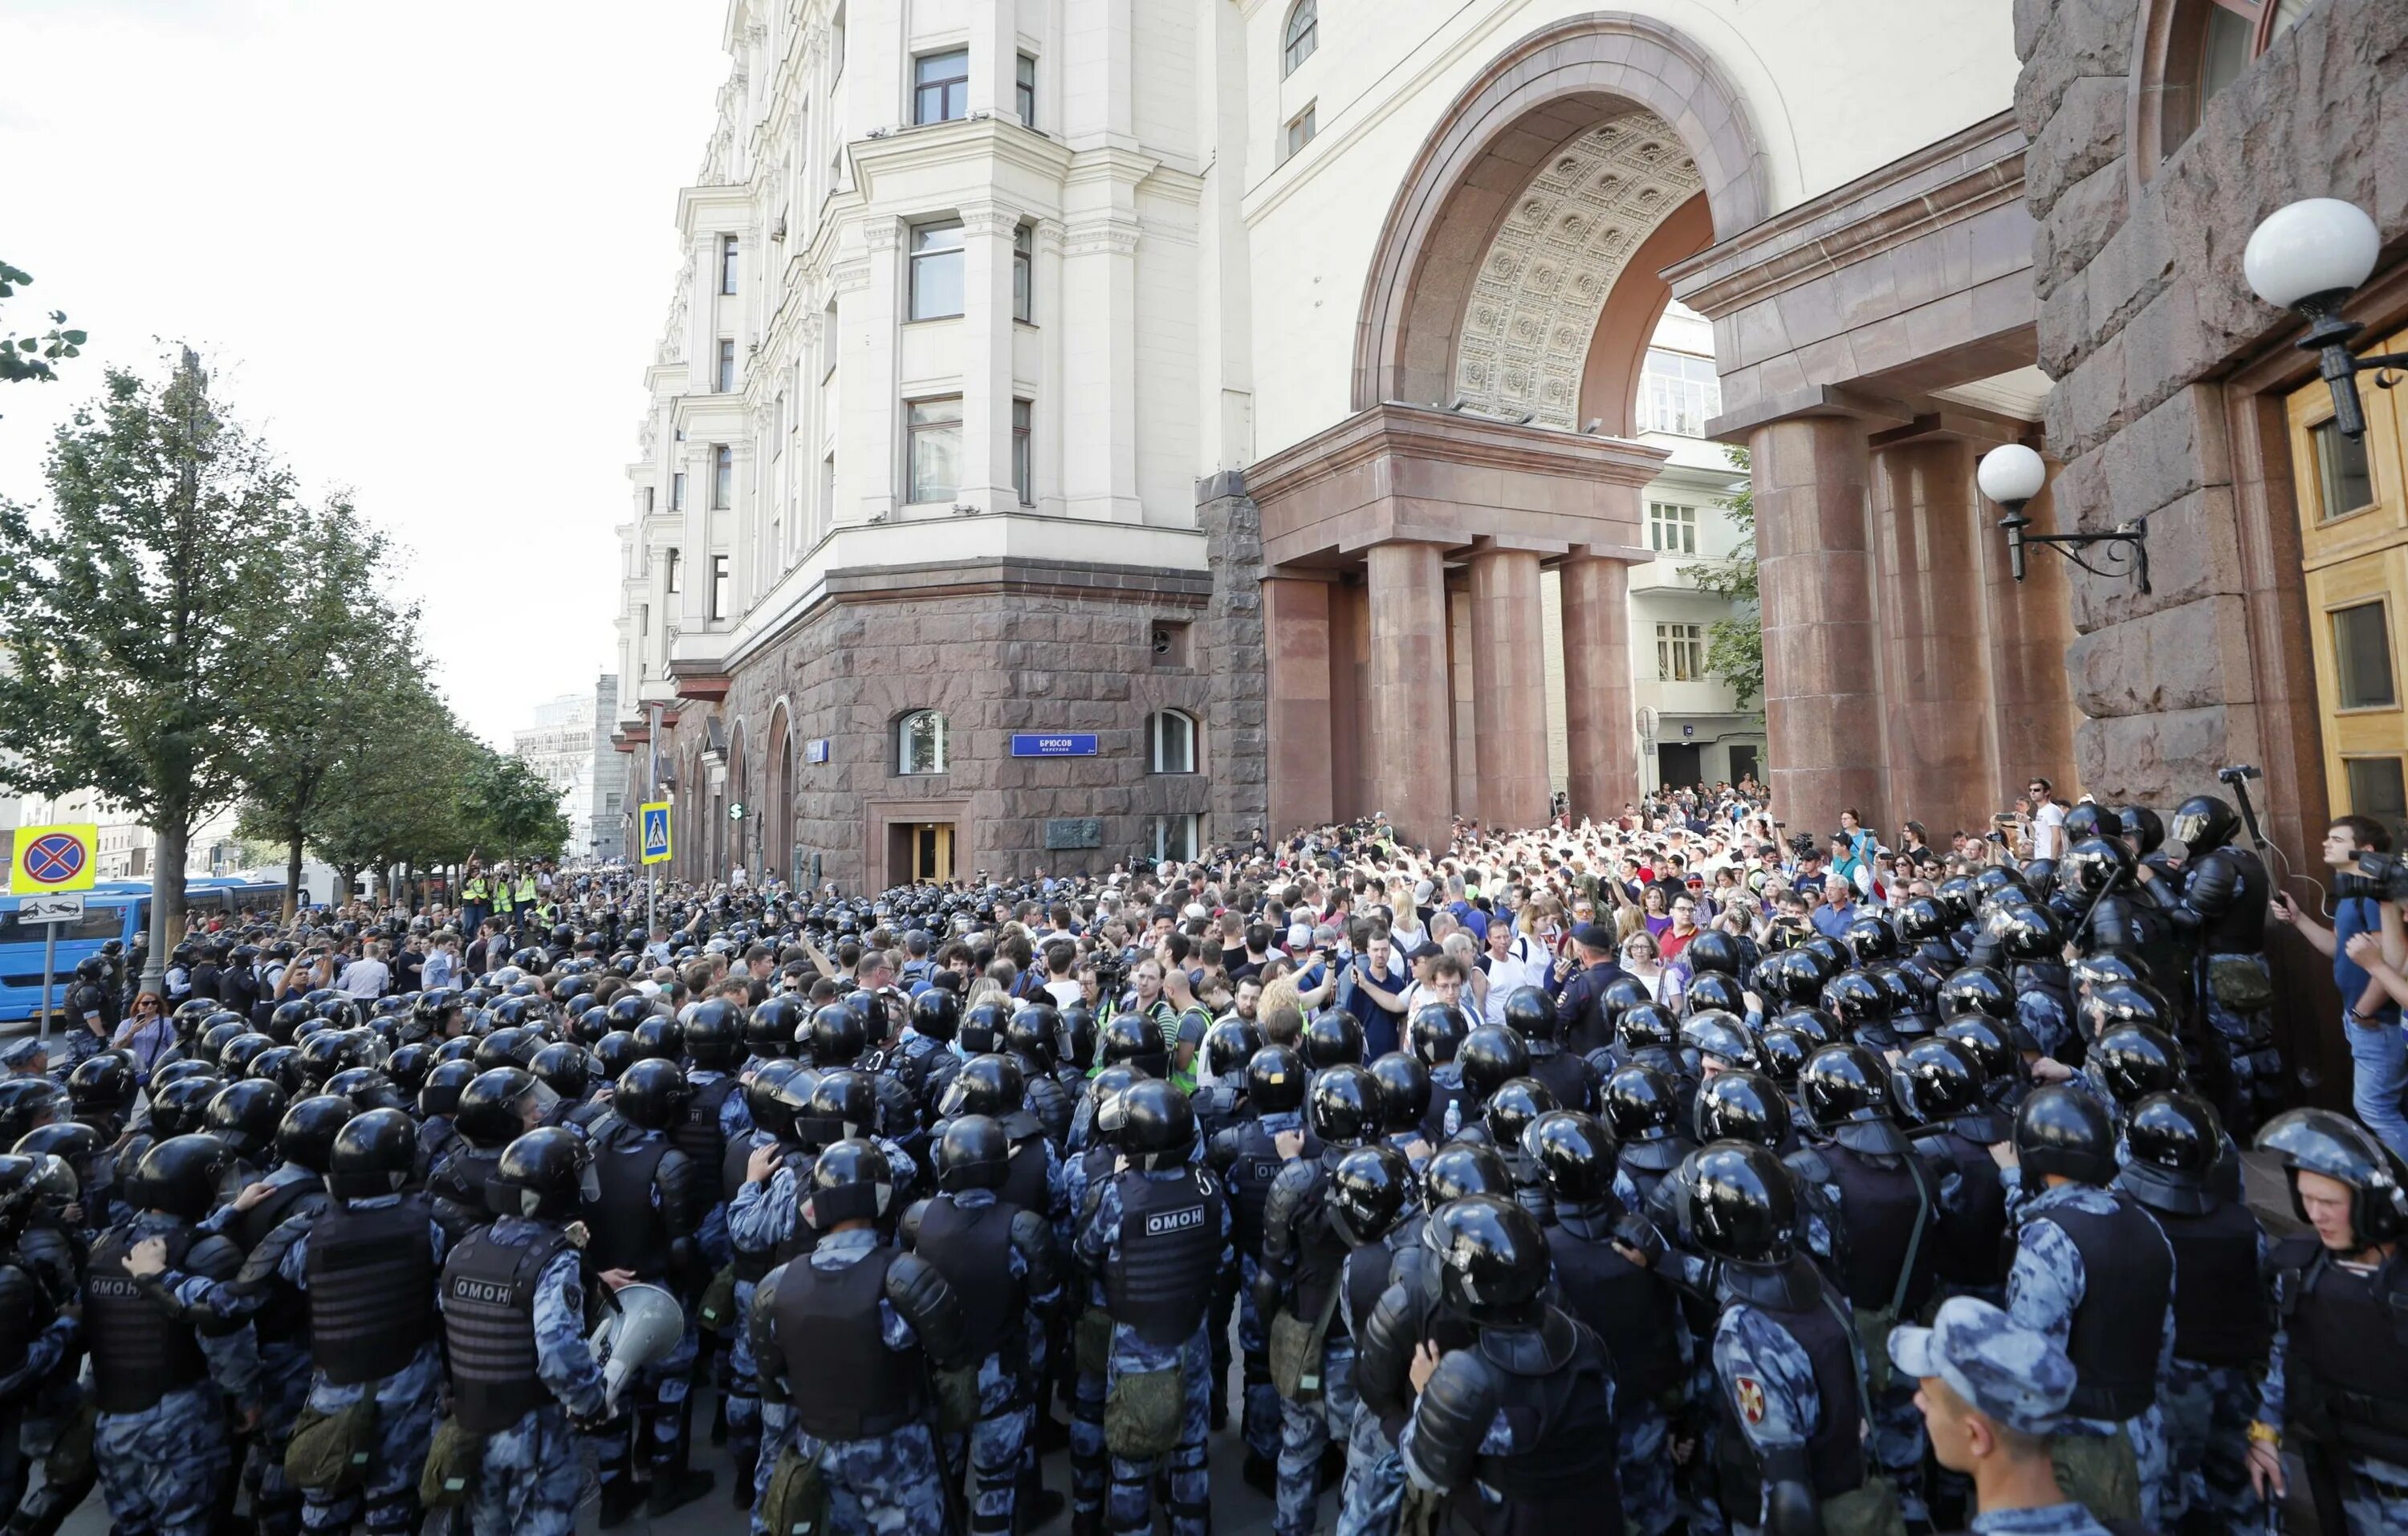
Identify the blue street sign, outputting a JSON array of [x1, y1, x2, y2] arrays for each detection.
[[805, 738, 831, 764], [640, 803, 673, 865], [1011, 733, 1099, 758]]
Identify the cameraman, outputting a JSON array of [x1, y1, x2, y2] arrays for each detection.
[[2271, 814, 2408, 1161]]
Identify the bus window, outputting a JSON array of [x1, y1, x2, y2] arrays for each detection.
[[71, 904, 125, 942]]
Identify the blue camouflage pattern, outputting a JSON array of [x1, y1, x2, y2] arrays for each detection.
[[94, 1384, 233, 1536], [1711, 1298, 1844, 1530], [441, 1224, 606, 1536]]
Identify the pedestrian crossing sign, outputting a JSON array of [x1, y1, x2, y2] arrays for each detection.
[[640, 803, 673, 865]]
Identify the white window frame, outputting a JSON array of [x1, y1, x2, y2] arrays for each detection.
[[1648, 501, 1698, 556], [1150, 813, 1201, 863], [897, 710, 949, 775], [913, 50, 969, 124], [906, 396, 963, 504], [909, 221, 966, 322], [1283, 0, 1317, 75], [1147, 709, 1198, 774], [1656, 622, 1706, 683]]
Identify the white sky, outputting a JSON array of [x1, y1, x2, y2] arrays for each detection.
[[0, 0, 730, 746]]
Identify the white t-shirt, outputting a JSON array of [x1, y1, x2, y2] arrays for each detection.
[[2032, 801, 2068, 860]]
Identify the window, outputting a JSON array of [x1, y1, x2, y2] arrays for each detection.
[[1016, 54, 1037, 128], [1283, 0, 1317, 74], [1656, 622, 1705, 682], [1147, 710, 1198, 774], [1639, 348, 1723, 437], [907, 397, 962, 502], [897, 710, 949, 774], [712, 445, 733, 510], [1648, 502, 1698, 555], [1013, 400, 1033, 505], [716, 338, 737, 393], [821, 453, 836, 528], [672, 472, 686, 511], [642, 486, 656, 514], [1284, 104, 1316, 159], [913, 50, 969, 124], [2333, 601, 2397, 709], [719, 234, 740, 295], [1012, 223, 1035, 323], [710, 554, 730, 620], [2148, 0, 2320, 172], [1150, 814, 1201, 863], [2347, 757, 2408, 852], [909, 221, 965, 320], [665, 547, 682, 593], [2311, 417, 2375, 521], [831, 3, 845, 79]]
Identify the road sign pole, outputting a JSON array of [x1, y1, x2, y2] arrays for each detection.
[[37, 921, 55, 1048], [646, 702, 661, 945]]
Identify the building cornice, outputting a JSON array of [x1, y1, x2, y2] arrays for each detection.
[[849, 117, 1077, 201], [1246, 402, 1671, 508]]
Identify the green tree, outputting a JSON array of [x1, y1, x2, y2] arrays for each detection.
[[0, 262, 87, 407], [1679, 445, 1763, 710], [468, 750, 571, 871], [0, 349, 299, 988]]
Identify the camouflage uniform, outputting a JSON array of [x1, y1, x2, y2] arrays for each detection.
[[753, 1227, 948, 1536], [2199, 953, 2282, 1134], [208, 1163, 323, 1536], [2006, 1182, 2175, 1528], [2258, 1258, 2408, 1536], [444, 1220, 607, 1536], [1235, 1106, 1308, 1470], [932, 1188, 1058, 1536], [98, 1213, 262, 1536], [1710, 1298, 1849, 1533], [1076, 1169, 1230, 1536]]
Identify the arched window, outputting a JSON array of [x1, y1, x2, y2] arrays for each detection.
[[1146, 709, 1197, 774], [2139, 0, 2318, 177], [1283, 0, 1316, 75], [897, 709, 948, 775]]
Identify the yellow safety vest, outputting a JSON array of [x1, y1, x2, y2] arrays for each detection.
[[515, 878, 539, 906], [463, 878, 489, 901]]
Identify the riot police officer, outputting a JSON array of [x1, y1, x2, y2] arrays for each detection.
[[429, 1068, 544, 1241], [2155, 794, 2280, 1132], [1503, 985, 1599, 1112], [1210, 1043, 1312, 1485], [0, 1156, 75, 1523], [1899, 1037, 2012, 1306]]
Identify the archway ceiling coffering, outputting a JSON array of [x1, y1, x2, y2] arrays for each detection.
[[1451, 112, 1701, 428]]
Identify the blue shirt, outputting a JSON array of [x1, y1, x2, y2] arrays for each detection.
[[1341, 953, 1408, 1059], [1809, 901, 1857, 940], [2334, 895, 2399, 1022]]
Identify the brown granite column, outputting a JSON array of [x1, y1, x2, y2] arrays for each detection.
[[1871, 437, 1995, 838], [1753, 415, 1888, 835], [1980, 457, 2080, 803], [1560, 554, 1637, 819], [1467, 548, 1550, 830], [1262, 576, 1335, 834], [1367, 541, 1453, 847]]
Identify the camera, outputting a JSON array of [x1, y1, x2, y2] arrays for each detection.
[[2357, 851, 2408, 902]]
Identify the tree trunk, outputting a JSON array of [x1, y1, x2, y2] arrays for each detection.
[[335, 865, 359, 908], [143, 819, 189, 995], [283, 834, 305, 924]]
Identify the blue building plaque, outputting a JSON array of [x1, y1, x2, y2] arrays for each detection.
[[1011, 733, 1099, 758]]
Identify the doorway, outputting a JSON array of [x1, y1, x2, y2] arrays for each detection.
[[891, 822, 954, 885], [2288, 341, 2408, 849], [1728, 744, 1759, 785], [1657, 742, 1702, 790]]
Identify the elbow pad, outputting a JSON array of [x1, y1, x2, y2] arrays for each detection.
[[897, 1199, 929, 1253], [1762, 1477, 1824, 1536], [1405, 1349, 1499, 1494], [1354, 1284, 1418, 1417], [1009, 1209, 1058, 1298], [886, 1250, 968, 1368]]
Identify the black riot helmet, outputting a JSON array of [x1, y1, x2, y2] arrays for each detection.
[[2061, 836, 2135, 899], [2083, 980, 2176, 1046], [1056, 1004, 1098, 1071], [490, 1127, 595, 1221], [1085, 1063, 1148, 1149], [1677, 1141, 1798, 1268], [1119, 1078, 1197, 1170], [2170, 794, 2239, 854], [1098, 1014, 1167, 1078], [267, 999, 314, 1044], [1481, 1078, 1557, 1151], [1005, 1005, 1060, 1068], [1603, 1064, 1682, 1143], [218, 1032, 276, 1078], [1458, 1026, 1531, 1100], [592, 1031, 640, 1082], [2022, 859, 2060, 903], [2014, 1086, 2116, 1187], [1308, 1064, 1382, 1147], [419, 1059, 478, 1119], [1772, 1006, 1840, 1049], [1681, 1011, 1759, 1071], [1797, 1043, 1894, 1130], [384, 1043, 435, 1100], [130, 1134, 242, 1223], [1328, 1144, 1413, 1245], [1502, 986, 1559, 1041], [1683, 929, 1746, 978], [2087, 1023, 2183, 1116], [2116, 804, 2166, 855], [472, 1027, 538, 1074], [1421, 1140, 1514, 1208], [806, 1004, 867, 1067], [803, 1137, 898, 1231], [1821, 970, 1892, 1032], [1937, 1016, 2020, 1087], [909, 987, 962, 1043], [1302, 1010, 1365, 1070], [455, 1067, 540, 1150], [742, 1059, 808, 1144], [1971, 867, 2029, 904], [934, 1113, 1012, 1193], [1800, 937, 1853, 985], [1245, 1045, 1308, 1116], [1202, 1017, 1263, 1080], [1932, 876, 1979, 925], [1616, 1002, 1679, 1054], [1938, 966, 2014, 1022], [604, 994, 653, 1030], [148, 1075, 225, 1141], [1894, 896, 1950, 944], [527, 1043, 593, 1104], [2069, 953, 2145, 993], [2256, 1107, 2408, 1245], [327, 1108, 418, 1201], [203, 1078, 290, 1160], [1527, 1110, 1616, 1204], [2122, 1091, 2222, 1185], [937, 1053, 1025, 1121], [683, 999, 746, 1070], [747, 995, 806, 1057], [629, 1016, 682, 1063], [1695, 1069, 1793, 1151], [1422, 1194, 1549, 1326], [1600, 974, 1653, 1023], [1683, 971, 1748, 1018], [1367, 1051, 1430, 1135], [200, 1020, 247, 1066], [277, 1095, 357, 1174], [1988, 900, 2066, 963], [1408, 1003, 1470, 1067], [614, 1058, 693, 1132], [1768, 949, 1828, 1007], [959, 1000, 1011, 1056], [1898, 1037, 1986, 1123], [798, 1070, 879, 1150], [1844, 916, 1899, 965], [1756, 1025, 1813, 1090]]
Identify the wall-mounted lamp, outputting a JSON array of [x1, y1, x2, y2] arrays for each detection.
[[2244, 197, 2406, 441], [1977, 443, 2151, 594]]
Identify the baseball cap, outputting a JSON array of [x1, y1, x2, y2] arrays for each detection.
[[1409, 941, 1445, 961], [0, 1038, 44, 1069], [1413, 880, 1435, 904], [1570, 921, 1615, 951], [1887, 1296, 2076, 1435], [1287, 922, 1313, 951]]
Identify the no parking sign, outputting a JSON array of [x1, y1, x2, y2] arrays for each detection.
[[9, 823, 97, 894]]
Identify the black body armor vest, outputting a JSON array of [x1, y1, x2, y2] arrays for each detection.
[[87, 1226, 209, 1414], [440, 1221, 575, 1432], [584, 1132, 670, 1278], [2023, 1196, 2173, 1421], [776, 1246, 923, 1441], [307, 1195, 437, 1384], [2279, 1237, 2408, 1467], [1103, 1168, 1223, 1347], [2152, 1197, 2272, 1367], [913, 1197, 1022, 1363], [1547, 1209, 1685, 1400], [672, 1075, 737, 1187]]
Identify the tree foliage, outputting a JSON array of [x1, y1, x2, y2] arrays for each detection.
[[468, 750, 571, 869], [1678, 445, 1763, 710], [0, 262, 87, 404]]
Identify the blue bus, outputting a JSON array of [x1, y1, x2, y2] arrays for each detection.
[[0, 878, 286, 1026]]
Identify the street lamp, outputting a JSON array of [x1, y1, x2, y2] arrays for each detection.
[[1977, 441, 2151, 593], [2244, 197, 2404, 441]]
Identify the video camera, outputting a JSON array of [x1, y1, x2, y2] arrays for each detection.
[[2356, 851, 2408, 903]]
